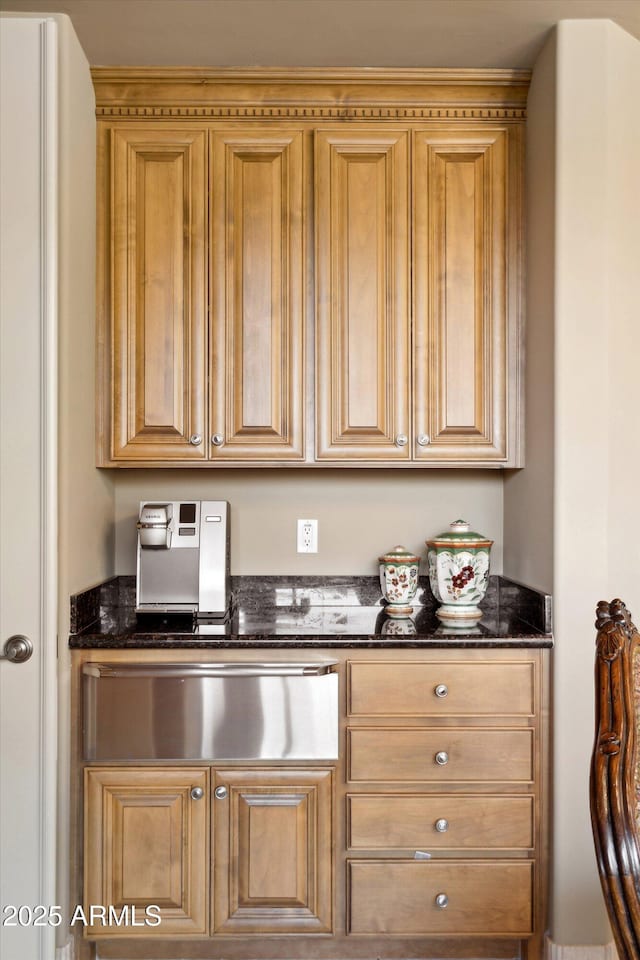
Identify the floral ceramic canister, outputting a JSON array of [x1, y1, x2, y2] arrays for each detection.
[[426, 520, 493, 627], [378, 545, 420, 618]]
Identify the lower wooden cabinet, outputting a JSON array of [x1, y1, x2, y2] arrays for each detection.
[[75, 646, 549, 958], [83, 765, 333, 940], [83, 767, 209, 937], [213, 768, 333, 934]]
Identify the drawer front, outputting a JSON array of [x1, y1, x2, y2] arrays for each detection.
[[349, 660, 534, 717], [349, 860, 533, 935], [349, 728, 533, 782], [348, 795, 534, 849]]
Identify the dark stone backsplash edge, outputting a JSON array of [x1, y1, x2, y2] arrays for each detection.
[[70, 573, 552, 636]]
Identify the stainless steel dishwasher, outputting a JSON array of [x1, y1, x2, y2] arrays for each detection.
[[82, 661, 339, 761]]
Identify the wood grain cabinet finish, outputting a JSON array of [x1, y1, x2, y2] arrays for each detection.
[[73, 645, 548, 958], [348, 794, 534, 850], [348, 860, 533, 935], [212, 768, 333, 934], [314, 129, 411, 460], [95, 72, 525, 468], [209, 131, 305, 460], [83, 767, 209, 937], [104, 127, 207, 462], [349, 727, 534, 783], [344, 648, 546, 958], [413, 126, 521, 463], [349, 660, 534, 716]]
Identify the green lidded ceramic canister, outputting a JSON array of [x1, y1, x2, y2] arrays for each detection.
[[426, 520, 493, 628], [378, 545, 420, 619]]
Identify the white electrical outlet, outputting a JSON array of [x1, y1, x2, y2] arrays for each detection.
[[297, 519, 318, 553]]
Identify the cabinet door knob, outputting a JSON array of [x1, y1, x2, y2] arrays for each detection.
[[417, 433, 430, 446], [395, 434, 408, 447], [434, 683, 448, 698], [214, 785, 228, 800], [435, 750, 449, 766], [435, 892, 449, 909], [435, 818, 449, 833], [189, 434, 202, 445], [211, 433, 224, 446], [190, 786, 204, 800]]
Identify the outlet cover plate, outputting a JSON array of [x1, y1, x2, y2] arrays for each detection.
[[297, 519, 318, 553]]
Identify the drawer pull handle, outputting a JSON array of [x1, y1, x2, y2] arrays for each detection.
[[434, 683, 449, 698], [435, 893, 449, 909], [190, 786, 204, 800], [435, 750, 449, 766], [413, 850, 432, 860], [214, 785, 228, 800], [435, 818, 449, 832]]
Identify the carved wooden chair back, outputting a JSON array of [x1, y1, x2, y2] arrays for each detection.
[[591, 598, 640, 958]]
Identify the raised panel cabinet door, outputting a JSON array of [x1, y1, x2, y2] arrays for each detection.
[[213, 768, 333, 934], [83, 767, 209, 937], [413, 126, 523, 464], [210, 131, 305, 459], [108, 127, 207, 461], [315, 130, 410, 460]]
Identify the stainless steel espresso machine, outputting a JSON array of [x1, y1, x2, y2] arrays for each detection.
[[135, 501, 230, 619]]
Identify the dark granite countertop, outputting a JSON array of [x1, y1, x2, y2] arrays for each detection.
[[69, 575, 553, 649]]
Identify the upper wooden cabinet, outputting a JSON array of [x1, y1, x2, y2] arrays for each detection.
[[209, 131, 305, 460], [94, 69, 527, 467], [103, 127, 208, 462], [413, 126, 521, 463], [315, 130, 410, 460], [315, 123, 522, 464]]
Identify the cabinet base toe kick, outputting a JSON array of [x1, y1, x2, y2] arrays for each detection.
[[90, 935, 537, 960]]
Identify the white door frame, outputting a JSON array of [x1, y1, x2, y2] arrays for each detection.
[[0, 16, 58, 960]]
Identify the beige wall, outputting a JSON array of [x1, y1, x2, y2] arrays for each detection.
[[604, 22, 640, 606], [114, 470, 504, 576], [56, 12, 115, 943], [503, 33, 555, 595], [535, 18, 640, 947]]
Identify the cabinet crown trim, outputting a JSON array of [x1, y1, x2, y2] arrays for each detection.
[[91, 66, 530, 119]]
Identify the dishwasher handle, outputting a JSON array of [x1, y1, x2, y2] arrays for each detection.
[[83, 661, 338, 679]]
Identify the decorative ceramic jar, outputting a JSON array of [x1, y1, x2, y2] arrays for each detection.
[[426, 520, 493, 627], [378, 545, 420, 618]]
